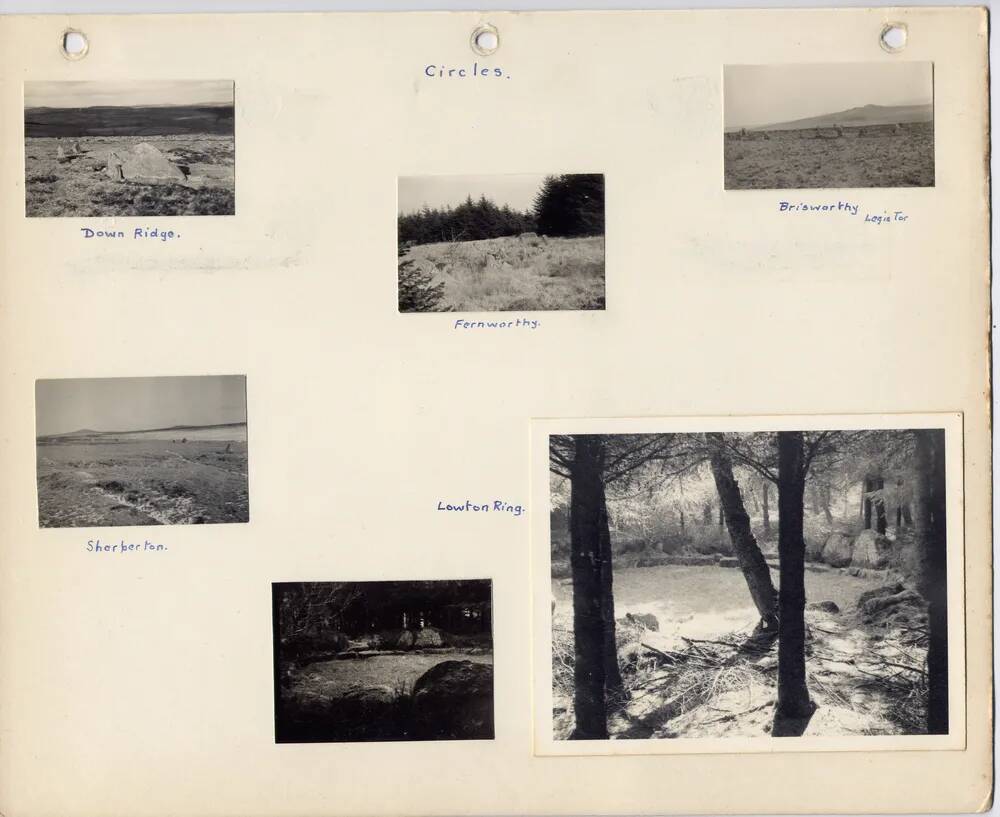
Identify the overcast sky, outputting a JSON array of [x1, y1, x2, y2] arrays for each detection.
[[35, 375, 246, 436], [25, 80, 233, 109], [724, 62, 933, 129], [398, 174, 549, 215]]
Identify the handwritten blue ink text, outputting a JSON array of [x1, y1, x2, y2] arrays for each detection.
[[777, 200, 908, 224], [86, 538, 167, 553], [454, 317, 539, 330], [424, 63, 509, 79], [80, 227, 180, 241], [437, 500, 525, 517]]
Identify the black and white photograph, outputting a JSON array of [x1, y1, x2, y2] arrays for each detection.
[[545, 427, 950, 743], [724, 63, 934, 189], [397, 173, 605, 313], [273, 580, 494, 743], [35, 375, 249, 528], [24, 80, 235, 217]]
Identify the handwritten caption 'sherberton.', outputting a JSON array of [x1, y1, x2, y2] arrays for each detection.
[[86, 538, 167, 553]]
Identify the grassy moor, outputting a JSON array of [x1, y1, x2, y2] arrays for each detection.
[[402, 234, 605, 313], [36, 424, 249, 527]]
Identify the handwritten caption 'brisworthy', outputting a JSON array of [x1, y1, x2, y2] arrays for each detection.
[[778, 201, 908, 225]]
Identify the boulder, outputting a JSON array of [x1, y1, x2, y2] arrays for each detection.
[[411, 660, 494, 740], [851, 529, 893, 569], [821, 532, 854, 568], [804, 535, 825, 562], [413, 626, 445, 648], [119, 143, 185, 184], [624, 612, 659, 631], [857, 583, 904, 610], [806, 600, 840, 615], [860, 588, 922, 621]]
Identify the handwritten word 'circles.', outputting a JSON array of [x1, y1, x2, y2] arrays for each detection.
[[424, 63, 508, 79]]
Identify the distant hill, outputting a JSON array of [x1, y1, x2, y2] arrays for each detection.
[[24, 102, 234, 138], [735, 103, 933, 133], [39, 422, 247, 442]]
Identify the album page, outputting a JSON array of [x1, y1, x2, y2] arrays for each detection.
[[0, 8, 991, 817]]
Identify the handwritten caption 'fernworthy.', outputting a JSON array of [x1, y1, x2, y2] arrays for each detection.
[[778, 201, 908, 225], [454, 318, 540, 330], [87, 538, 167, 553], [437, 500, 525, 517], [81, 227, 180, 241]]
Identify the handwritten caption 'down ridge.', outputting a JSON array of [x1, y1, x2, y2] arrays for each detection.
[[80, 227, 180, 241]]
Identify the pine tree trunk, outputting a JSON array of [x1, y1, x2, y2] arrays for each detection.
[[774, 431, 813, 733], [597, 491, 624, 700], [874, 476, 888, 534], [707, 434, 778, 631], [913, 429, 949, 735], [821, 484, 834, 524], [569, 435, 608, 739], [762, 481, 771, 535]]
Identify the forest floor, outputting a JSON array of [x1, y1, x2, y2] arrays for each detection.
[[401, 235, 605, 312], [289, 648, 493, 700], [278, 642, 494, 742], [25, 135, 235, 217], [552, 565, 929, 739]]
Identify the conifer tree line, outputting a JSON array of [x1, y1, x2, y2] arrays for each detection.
[[398, 174, 605, 246]]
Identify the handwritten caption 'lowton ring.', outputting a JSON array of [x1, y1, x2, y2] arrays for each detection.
[[61, 29, 89, 60], [471, 24, 499, 56], [880, 23, 907, 53]]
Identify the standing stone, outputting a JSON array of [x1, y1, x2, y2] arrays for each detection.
[[851, 529, 893, 569], [106, 151, 125, 181], [820, 532, 854, 567]]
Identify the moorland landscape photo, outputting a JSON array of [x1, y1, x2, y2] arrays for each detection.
[[35, 375, 249, 528], [24, 80, 235, 217], [273, 580, 494, 743], [548, 428, 948, 742], [398, 173, 605, 313], [724, 63, 934, 189]]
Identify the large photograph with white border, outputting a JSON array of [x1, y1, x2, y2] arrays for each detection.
[[531, 413, 965, 755]]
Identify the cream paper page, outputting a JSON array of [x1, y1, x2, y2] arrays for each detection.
[[0, 8, 991, 817]]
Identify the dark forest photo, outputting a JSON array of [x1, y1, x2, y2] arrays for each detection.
[[398, 173, 605, 313], [548, 429, 949, 741], [273, 580, 494, 743]]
